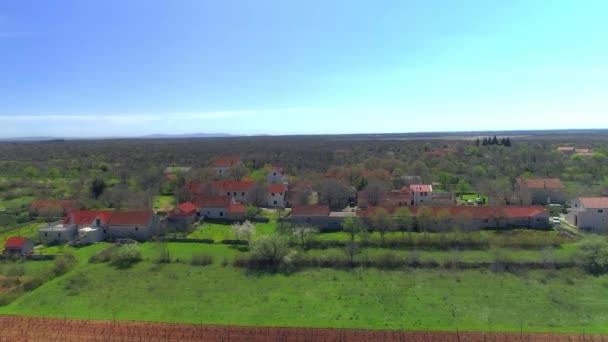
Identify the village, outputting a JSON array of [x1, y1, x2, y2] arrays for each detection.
[[3, 150, 607, 255]]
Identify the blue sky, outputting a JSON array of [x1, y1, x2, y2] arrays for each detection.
[[1, 1, 607, 137]]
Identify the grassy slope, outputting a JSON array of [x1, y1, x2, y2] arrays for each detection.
[[0, 222, 42, 244], [0, 242, 606, 333]]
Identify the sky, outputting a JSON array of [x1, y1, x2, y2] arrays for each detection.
[[1, 0, 607, 137]]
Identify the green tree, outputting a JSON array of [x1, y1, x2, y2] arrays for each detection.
[[369, 207, 394, 247], [90, 178, 107, 199], [341, 216, 365, 243], [578, 238, 608, 275], [292, 226, 318, 249]]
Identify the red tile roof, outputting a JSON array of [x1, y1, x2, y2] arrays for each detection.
[[358, 206, 546, 219], [186, 181, 211, 195], [212, 157, 242, 168], [30, 199, 79, 211], [557, 146, 575, 152], [4, 237, 30, 249], [271, 165, 284, 173], [268, 184, 286, 193], [108, 210, 153, 225], [578, 197, 608, 209], [213, 180, 255, 191], [575, 148, 592, 153], [516, 178, 564, 189], [228, 204, 246, 213], [176, 202, 197, 214], [290, 205, 330, 217], [410, 184, 432, 192], [191, 195, 233, 208], [63, 210, 114, 225]]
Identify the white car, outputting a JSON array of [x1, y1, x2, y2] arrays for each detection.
[[552, 217, 561, 225]]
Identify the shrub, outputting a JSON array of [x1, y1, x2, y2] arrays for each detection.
[[578, 238, 608, 275], [53, 253, 77, 275], [110, 244, 142, 269], [155, 244, 171, 264], [22, 276, 45, 292], [88, 246, 115, 263], [5, 264, 25, 277], [191, 253, 213, 266]]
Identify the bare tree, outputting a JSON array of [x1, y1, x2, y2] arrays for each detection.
[[228, 164, 249, 181], [369, 207, 394, 247], [247, 183, 268, 207], [292, 226, 318, 249], [319, 179, 350, 210], [362, 180, 389, 206]]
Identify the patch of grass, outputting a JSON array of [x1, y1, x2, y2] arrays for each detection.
[[0, 222, 41, 244], [1, 248, 607, 333], [0, 196, 35, 210], [153, 195, 176, 210]]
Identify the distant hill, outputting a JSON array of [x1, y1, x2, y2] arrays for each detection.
[[0, 133, 239, 141]]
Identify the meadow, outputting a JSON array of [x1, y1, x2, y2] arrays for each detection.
[[0, 241, 607, 333]]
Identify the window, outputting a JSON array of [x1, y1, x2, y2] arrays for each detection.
[[227, 192, 230, 196], [483, 219, 489, 223], [103, 230, 106, 234], [242, 192, 245, 196], [219, 212, 224, 217], [274, 200, 277, 205], [271, 193, 275, 196], [599, 209, 604, 213], [575, 204, 578, 207], [58, 233, 61, 237], [273, 172, 276, 176], [44, 232, 48, 237], [135, 227, 139, 231], [95, 218, 101, 226], [233, 192, 237, 196]]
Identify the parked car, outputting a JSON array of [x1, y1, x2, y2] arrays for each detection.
[[552, 217, 561, 225]]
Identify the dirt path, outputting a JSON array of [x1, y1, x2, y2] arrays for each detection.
[[0, 315, 606, 341]]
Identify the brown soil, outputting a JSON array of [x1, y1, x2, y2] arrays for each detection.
[[0, 315, 605, 341]]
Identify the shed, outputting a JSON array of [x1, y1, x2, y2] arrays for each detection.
[[3, 237, 34, 255]]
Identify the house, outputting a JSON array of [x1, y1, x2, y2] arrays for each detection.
[[167, 201, 198, 225], [566, 197, 608, 233], [268, 184, 287, 208], [30, 199, 79, 216], [423, 147, 456, 157], [556, 146, 575, 154], [191, 195, 234, 219], [575, 148, 594, 157], [281, 205, 345, 231], [410, 184, 433, 206], [357, 189, 411, 208], [358, 206, 549, 231], [107, 210, 157, 241], [267, 166, 288, 184], [211, 180, 255, 203], [211, 157, 243, 177], [38, 210, 112, 244], [3, 237, 34, 255], [39, 210, 158, 244], [515, 178, 565, 205]]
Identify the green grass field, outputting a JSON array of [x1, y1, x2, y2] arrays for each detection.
[[0, 242, 606, 333], [153, 195, 176, 210]]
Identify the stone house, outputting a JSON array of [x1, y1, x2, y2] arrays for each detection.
[[566, 197, 608, 233]]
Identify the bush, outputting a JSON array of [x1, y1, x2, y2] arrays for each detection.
[[155, 244, 171, 264], [191, 253, 213, 266], [110, 244, 142, 269], [578, 238, 608, 275], [22, 276, 45, 292], [4, 264, 25, 277], [88, 246, 115, 263], [53, 253, 77, 275]]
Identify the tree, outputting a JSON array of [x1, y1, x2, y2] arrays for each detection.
[[343, 241, 359, 266], [455, 179, 471, 196], [228, 164, 248, 181], [369, 207, 394, 246], [417, 207, 432, 234], [251, 234, 290, 271], [342, 216, 365, 242], [394, 207, 414, 236], [492, 136, 499, 145], [475, 138, 480, 147], [319, 179, 350, 210], [244, 205, 258, 219], [90, 178, 106, 199], [247, 182, 268, 207], [232, 220, 256, 242], [578, 237, 608, 275], [292, 226, 318, 249], [362, 180, 389, 206]]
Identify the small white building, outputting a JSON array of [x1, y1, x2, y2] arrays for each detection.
[[267, 166, 288, 184], [211, 157, 243, 178], [410, 184, 433, 206], [566, 197, 608, 233], [267, 184, 287, 208], [38, 222, 78, 244]]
